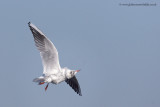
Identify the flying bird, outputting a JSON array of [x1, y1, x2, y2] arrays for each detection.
[[28, 22, 82, 96]]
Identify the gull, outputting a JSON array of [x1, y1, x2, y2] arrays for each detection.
[[28, 22, 82, 96]]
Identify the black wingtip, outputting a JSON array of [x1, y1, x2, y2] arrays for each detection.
[[28, 22, 31, 26], [78, 91, 82, 96]]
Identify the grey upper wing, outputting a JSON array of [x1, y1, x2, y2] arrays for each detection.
[[65, 76, 82, 96], [28, 22, 61, 74]]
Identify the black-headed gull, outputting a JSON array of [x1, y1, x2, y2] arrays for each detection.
[[28, 22, 82, 96]]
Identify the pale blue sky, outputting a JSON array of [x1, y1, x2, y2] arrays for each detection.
[[0, 0, 160, 107]]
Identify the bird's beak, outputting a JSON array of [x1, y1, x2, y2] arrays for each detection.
[[75, 70, 80, 72]]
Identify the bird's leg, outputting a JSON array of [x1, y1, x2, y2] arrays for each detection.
[[45, 83, 49, 91], [39, 82, 45, 85]]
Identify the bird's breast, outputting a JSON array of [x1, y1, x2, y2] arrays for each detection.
[[50, 74, 65, 84]]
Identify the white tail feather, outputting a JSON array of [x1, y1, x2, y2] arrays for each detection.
[[33, 76, 45, 82]]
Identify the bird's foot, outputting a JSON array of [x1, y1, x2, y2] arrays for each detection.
[[39, 82, 45, 85], [45, 83, 49, 91]]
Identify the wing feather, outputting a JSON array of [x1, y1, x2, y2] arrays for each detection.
[[28, 22, 61, 74], [65, 76, 82, 96]]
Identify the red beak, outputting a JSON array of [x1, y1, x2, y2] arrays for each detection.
[[76, 70, 80, 72]]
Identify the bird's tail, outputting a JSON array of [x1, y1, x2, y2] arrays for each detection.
[[33, 76, 45, 83]]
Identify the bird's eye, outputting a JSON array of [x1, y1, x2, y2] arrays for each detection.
[[70, 71, 72, 74]]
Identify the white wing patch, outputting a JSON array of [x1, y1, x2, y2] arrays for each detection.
[[28, 22, 61, 75]]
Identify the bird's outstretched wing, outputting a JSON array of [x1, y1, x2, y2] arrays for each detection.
[[65, 76, 82, 96], [28, 22, 61, 75]]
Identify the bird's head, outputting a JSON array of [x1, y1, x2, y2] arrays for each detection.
[[64, 68, 80, 79]]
